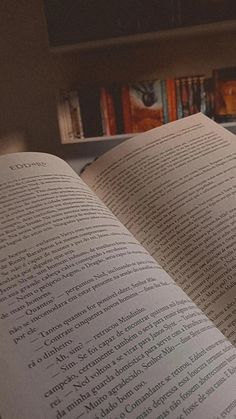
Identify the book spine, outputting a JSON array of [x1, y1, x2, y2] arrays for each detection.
[[112, 86, 124, 134], [204, 77, 214, 119], [160, 80, 169, 123], [175, 78, 183, 119], [68, 90, 84, 139], [192, 76, 201, 113], [180, 77, 190, 117], [121, 85, 133, 133], [57, 90, 74, 143], [187, 77, 195, 115], [166, 79, 177, 121], [105, 87, 117, 135], [78, 86, 104, 138], [57, 91, 68, 144], [100, 87, 110, 135], [199, 76, 207, 115]]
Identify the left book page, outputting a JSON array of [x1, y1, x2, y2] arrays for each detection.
[[1, 152, 236, 419]]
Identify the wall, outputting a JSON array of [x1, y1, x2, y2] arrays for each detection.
[[0, 0, 60, 155]]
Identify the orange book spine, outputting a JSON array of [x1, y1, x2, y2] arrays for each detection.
[[167, 79, 177, 122], [105, 88, 117, 135], [121, 85, 133, 133]]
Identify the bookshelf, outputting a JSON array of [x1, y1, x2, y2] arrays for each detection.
[[61, 123, 236, 145], [50, 20, 236, 53], [43, 2, 236, 144], [221, 122, 236, 128], [63, 133, 132, 144]]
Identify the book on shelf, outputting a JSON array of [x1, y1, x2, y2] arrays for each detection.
[[175, 78, 183, 120], [57, 90, 85, 144], [178, 0, 236, 27], [213, 67, 236, 123], [44, 0, 183, 48], [77, 86, 104, 138], [135, 0, 181, 33], [160, 80, 169, 124], [100, 85, 124, 136], [100, 87, 111, 136], [166, 79, 178, 122], [57, 72, 216, 143], [57, 90, 76, 144], [121, 85, 133, 134], [160, 79, 178, 124], [175, 75, 212, 120], [67, 90, 84, 140], [1, 114, 236, 418], [180, 77, 190, 118], [58, 86, 124, 142], [44, 0, 236, 49], [121, 80, 164, 133]]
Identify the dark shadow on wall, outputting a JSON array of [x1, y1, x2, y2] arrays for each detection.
[[0, 0, 61, 155]]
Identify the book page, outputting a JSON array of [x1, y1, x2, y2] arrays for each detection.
[[82, 114, 236, 346], [1, 151, 236, 418]]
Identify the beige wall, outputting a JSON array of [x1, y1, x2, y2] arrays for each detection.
[[0, 0, 60, 155]]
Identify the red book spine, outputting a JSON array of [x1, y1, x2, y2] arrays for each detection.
[[167, 79, 177, 121], [105, 88, 117, 135], [121, 85, 133, 133]]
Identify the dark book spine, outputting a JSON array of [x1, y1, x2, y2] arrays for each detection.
[[187, 77, 195, 115], [192, 76, 201, 113], [180, 77, 190, 117], [161, 80, 169, 124], [78, 86, 104, 138], [204, 77, 214, 119], [175, 78, 183, 119], [199, 76, 207, 115], [111, 86, 125, 134]]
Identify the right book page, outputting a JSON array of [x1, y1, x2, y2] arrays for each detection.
[[81, 113, 236, 345]]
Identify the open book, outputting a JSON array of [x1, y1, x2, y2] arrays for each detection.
[[1, 113, 236, 419]]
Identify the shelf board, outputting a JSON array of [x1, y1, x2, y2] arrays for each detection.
[[221, 121, 236, 128], [62, 133, 132, 144], [62, 122, 236, 144], [50, 20, 236, 53]]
